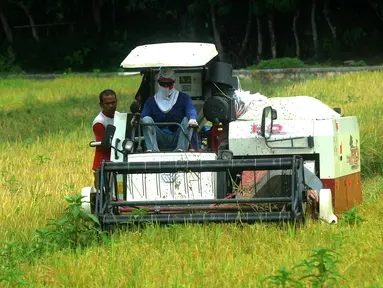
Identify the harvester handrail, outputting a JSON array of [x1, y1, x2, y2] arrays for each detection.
[[141, 121, 192, 136], [101, 211, 292, 224], [101, 157, 295, 174], [131, 120, 198, 151], [110, 196, 293, 207]]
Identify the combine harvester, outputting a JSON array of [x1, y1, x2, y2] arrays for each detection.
[[81, 42, 362, 229]]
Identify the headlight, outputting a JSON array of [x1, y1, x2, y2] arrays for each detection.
[[219, 150, 233, 160], [124, 139, 134, 152]]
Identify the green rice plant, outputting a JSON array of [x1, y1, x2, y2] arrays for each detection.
[[263, 265, 303, 287], [4, 175, 20, 194], [0, 242, 31, 286], [34, 155, 51, 165], [296, 246, 344, 287], [34, 194, 106, 253], [264, 246, 344, 287], [338, 206, 364, 226]]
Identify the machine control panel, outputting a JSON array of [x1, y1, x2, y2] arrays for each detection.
[[154, 71, 203, 100]]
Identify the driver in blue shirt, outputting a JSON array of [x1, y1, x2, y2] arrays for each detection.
[[141, 68, 198, 152]]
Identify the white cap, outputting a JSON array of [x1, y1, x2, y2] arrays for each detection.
[[158, 68, 176, 82]]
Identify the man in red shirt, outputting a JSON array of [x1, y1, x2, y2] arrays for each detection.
[[92, 89, 117, 186]]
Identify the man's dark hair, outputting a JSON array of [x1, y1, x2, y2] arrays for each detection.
[[99, 89, 117, 103]]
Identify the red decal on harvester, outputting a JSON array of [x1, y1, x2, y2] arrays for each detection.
[[251, 123, 286, 135], [347, 135, 359, 169]]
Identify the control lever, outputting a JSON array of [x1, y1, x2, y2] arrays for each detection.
[[133, 113, 143, 153]]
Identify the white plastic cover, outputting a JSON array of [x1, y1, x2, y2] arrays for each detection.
[[125, 152, 217, 201], [120, 42, 218, 69], [81, 186, 96, 213], [235, 91, 341, 121], [319, 189, 338, 224]]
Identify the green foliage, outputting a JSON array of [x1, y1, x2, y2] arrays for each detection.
[[124, 0, 155, 11], [296, 247, 344, 287], [0, 47, 24, 74], [0, 242, 31, 286], [34, 193, 106, 252], [34, 155, 51, 165], [342, 94, 360, 104], [264, 266, 303, 287], [264, 246, 344, 287], [0, 190, 108, 286], [252, 58, 305, 70], [265, 0, 296, 11], [132, 208, 150, 217], [339, 206, 364, 226], [351, 60, 367, 67], [341, 28, 367, 50], [4, 175, 21, 194], [64, 48, 91, 70]]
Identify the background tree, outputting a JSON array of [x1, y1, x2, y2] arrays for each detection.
[[311, 0, 319, 58], [0, 1, 12, 43], [15, 0, 40, 42], [292, 0, 301, 58], [0, 0, 381, 72]]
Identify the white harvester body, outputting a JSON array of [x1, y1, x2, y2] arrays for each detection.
[[229, 94, 361, 212], [82, 42, 362, 227]]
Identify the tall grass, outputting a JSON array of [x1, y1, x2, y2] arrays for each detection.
[[0, 73, 382, 287], [0, 75, 139, 142]]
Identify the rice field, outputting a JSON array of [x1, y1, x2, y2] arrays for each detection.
[[0, 72, 382, 287]]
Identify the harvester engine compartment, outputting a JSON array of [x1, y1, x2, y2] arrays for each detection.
[[203, 62, 237, 125]]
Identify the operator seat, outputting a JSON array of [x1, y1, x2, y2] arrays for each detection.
[[126, 70, 200, 152]]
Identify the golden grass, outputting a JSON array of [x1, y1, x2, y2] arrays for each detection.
[[14, 194, 383, 287], [0, 72, 382, 287], [0, 76, 140, 109]]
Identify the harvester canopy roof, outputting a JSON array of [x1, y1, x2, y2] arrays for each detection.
[[120, 42, 218, 69]]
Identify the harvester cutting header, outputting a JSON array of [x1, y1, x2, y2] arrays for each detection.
[[82, 42, 362, 229]]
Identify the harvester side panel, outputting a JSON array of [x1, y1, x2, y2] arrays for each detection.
[[322, 173, 362, 212], [228, 119, 315, 157], [110, 111, 128, 199], [229, 114, 361, 214], [314, 117, 362, 213]]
